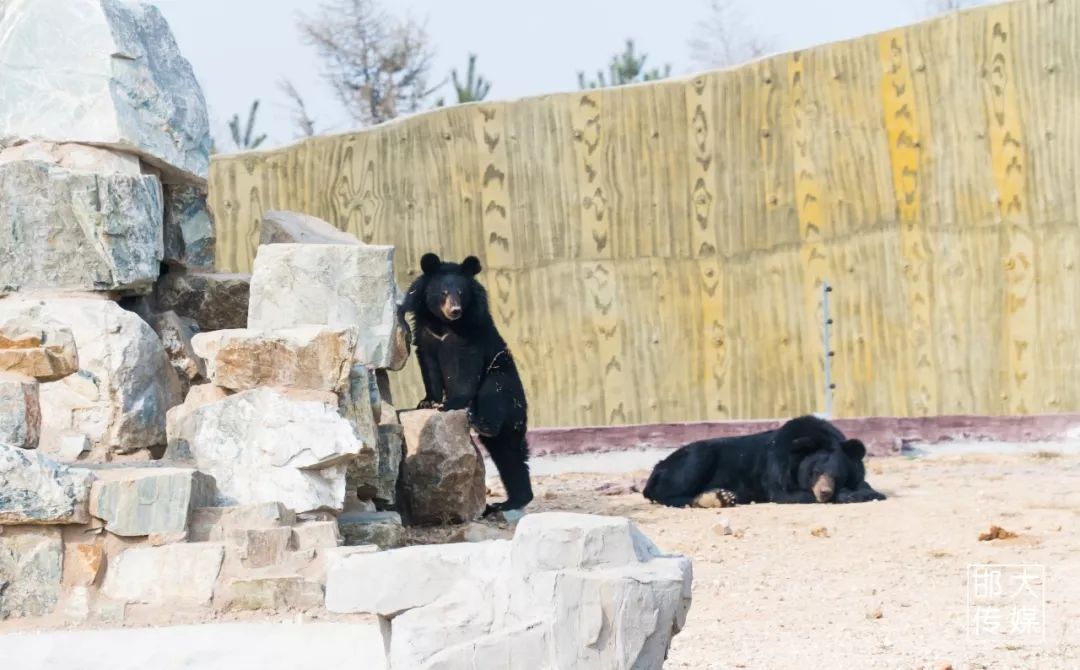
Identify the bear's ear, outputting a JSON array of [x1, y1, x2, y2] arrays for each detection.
[[790, 436, 821, 454], [841, 438, 867, 461], [420, 253, 442, 275], [461, 255, 482, 276]]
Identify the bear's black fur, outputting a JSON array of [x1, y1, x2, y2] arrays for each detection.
[[399, 253, 532, 514], [643, 415, 886, 508]]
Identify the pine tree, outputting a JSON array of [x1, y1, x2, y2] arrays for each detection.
[[578, 40, 671, 90], [228, 100, 268, 151]]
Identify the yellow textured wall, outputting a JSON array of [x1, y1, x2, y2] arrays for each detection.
[[208, 0, 1080, 427]]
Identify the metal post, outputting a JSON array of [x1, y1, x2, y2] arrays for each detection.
[[822, 281, 834, 418]]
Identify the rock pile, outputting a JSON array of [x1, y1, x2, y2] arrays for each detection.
[[0, 4, 693, 661]]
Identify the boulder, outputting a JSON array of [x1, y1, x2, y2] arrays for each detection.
[[339, 365, 379, 449], [150, 312, 204, 389], [192, 327, 358, 394], [226, 526, 294, 569], [397, 410, 486, 526], [0, 160, 163, 293], [0, 317, 79, 382], [247, 244, 403, 368], [221, 576, 324, 611], [88, 467, 215, 537], [259, 210, 360, 246], [326, 512, 693, 670], [348, 424, 402, 508], [0, 373, 40, 449], [0, 527, 63, 619], [102, 543, 225, 607], [0, 296, 171, 455], [0, 443, 93, 524], [167, 388, 361, 513], [0, 0, 210, 183], [337, 511, 404, 549], [163, 184, 215, 269]]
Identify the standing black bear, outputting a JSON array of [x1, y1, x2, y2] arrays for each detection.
[[399, 253, 533, 514], [643, 415, 886, 508]]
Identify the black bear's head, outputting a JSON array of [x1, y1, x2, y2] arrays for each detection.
[[790, 435, 867, 503], [420, 253, 483, 323]]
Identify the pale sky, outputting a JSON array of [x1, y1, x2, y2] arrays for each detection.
[[148, 0, 985, 151]]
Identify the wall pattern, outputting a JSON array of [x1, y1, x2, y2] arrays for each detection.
[[209, 0, 1080, 427]]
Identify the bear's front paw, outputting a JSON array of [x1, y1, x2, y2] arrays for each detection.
[[836, 488, 886, 504], [440, 398, 471, 411], [417, 399, 443, 410]]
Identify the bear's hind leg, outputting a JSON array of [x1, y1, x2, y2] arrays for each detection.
[[480, 433, 533, 513], [691, 489, 738, 508]]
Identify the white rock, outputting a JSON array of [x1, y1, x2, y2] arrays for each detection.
[[0, 443, 93, 524], [188, 502, 295, 543], [0, 141, 140, 174], [192, 326, 358, 394], [290, 520, 342, 552], [52, 431, 90, 462], [88, 467, 215, 537], [0, 160, 163, 293], [0, 0, 211, 183], [247, 244, 402, 367], [326, 541, 511, 616], [0, 527, 63, 619], [0, 373, 39, 449], [0, 622, 388, 670], [0, 296, 171, 455], [330, 512, 693, 670], [102, 543, 225, 607], [150, 311, 204, 388], [260, 210, 361, 245], [167, 387, 361, 513]]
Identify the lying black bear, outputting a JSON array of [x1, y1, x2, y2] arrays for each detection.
[[399, 253, 532, 515], [643, 415, 886, 507]]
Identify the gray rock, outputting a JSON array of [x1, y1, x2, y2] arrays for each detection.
[[149, 311, 204, 399], [88, 467, 215, 537], [0, 295, 172, 456], [164, 184, 215, 269], [0, 160, 163, 293], [0, 527, 63, 619], [337, 511, 404, 549], [0, 443, 93, 524], [247, 244, 403, 368], [348, 424, 403, 509], [259, 210, 360, 246], [397, 410, 486, 526], [0, 373, 39, 449], [0, 0, 211, 183], [154, 270, 250, 331]]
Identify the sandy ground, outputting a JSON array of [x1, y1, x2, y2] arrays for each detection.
[[519, 449, 1080, 670]]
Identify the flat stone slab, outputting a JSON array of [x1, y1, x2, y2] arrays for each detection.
[[191, 326, 358, 394], [0, 623, 387, 670], [88, 467, 215, 537], [101, 543, 225, 607]]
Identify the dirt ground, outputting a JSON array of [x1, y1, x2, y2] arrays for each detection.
[[521, 450, 1080, 670]]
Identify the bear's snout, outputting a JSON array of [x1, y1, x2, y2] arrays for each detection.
[[812, 473, 835, 503]]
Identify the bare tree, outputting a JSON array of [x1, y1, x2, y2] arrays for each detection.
[[299, 0, 441, 127], [689, 0, 773, 70], [228, 100, 267, 151], [278, 79, 317, 138], [924, 0, 988, 13]]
